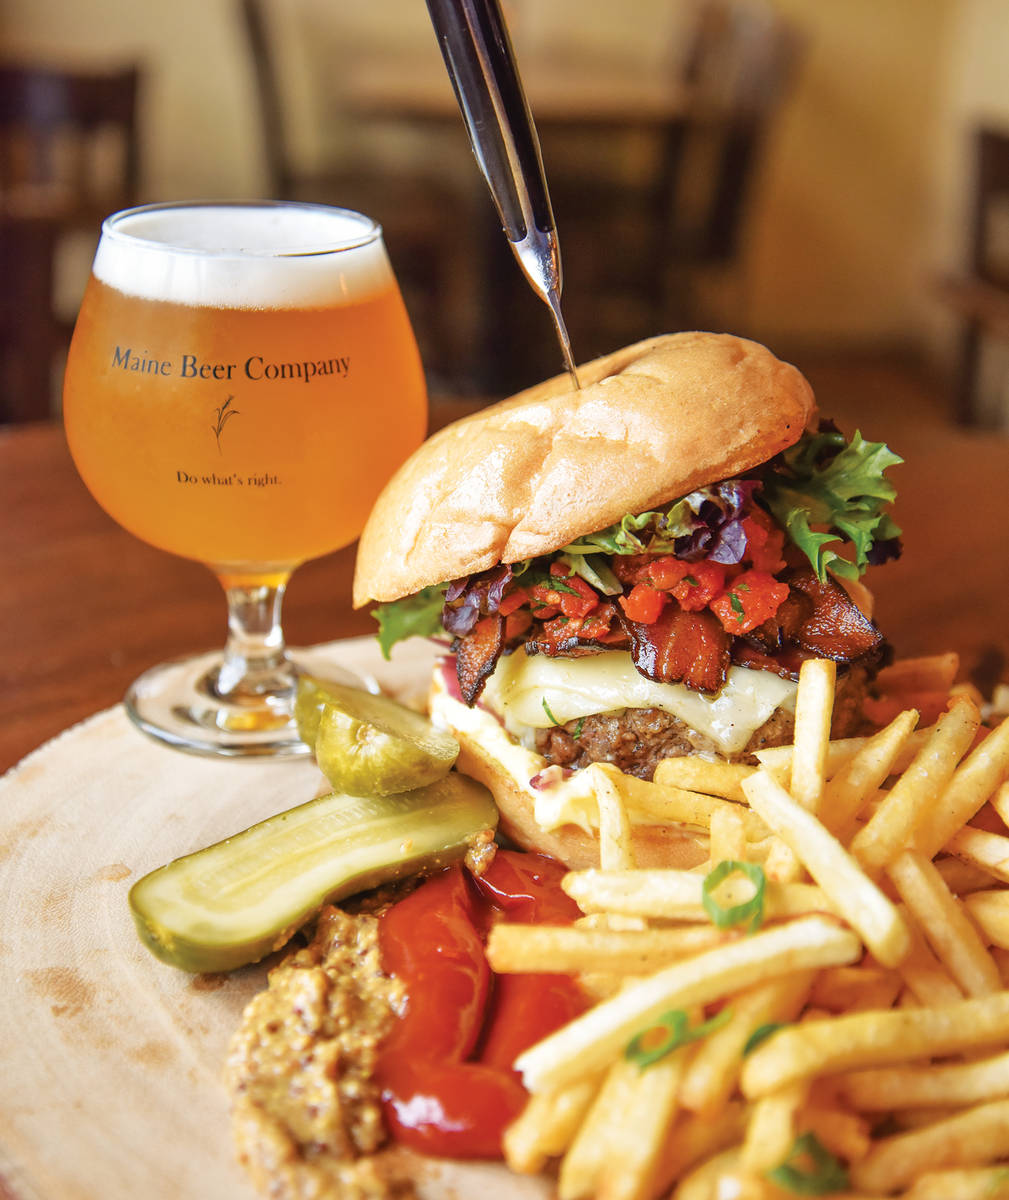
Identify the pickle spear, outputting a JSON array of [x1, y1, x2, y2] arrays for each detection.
[[296, 675, 459, 796], [129, 774, 498, 974]]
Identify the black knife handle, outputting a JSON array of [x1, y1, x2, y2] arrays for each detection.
[[425, 0, 555, 243]]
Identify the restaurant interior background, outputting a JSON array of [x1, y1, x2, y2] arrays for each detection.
[[3, 0, 1009, 430]]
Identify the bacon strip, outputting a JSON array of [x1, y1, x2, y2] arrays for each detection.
[[455, 615, 505, 705], [620, 605, 731, 694], [746, 567, 882, 663], [787, 568, 883, 660]]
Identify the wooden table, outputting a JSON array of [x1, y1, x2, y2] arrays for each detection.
[[3, 410, 1009, 776]]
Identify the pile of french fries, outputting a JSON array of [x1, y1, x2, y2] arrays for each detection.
[[488, 653, 1009, 1199]]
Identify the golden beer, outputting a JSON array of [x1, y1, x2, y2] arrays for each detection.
[[62, 201, 428, 756], [65, 208, 426, 573]]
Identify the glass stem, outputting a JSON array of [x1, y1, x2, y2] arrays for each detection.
[[214, 577, 294, 702]]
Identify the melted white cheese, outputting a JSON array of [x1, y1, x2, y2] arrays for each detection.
[[429, 652, 797, 835], [429, 675, 604, 833], [482, 649, 797, 756]]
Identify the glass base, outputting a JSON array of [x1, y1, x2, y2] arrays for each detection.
[[124, 647, 364, 758]]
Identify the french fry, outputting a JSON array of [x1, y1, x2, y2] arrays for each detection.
[[874, 652, 959, 695], [819, 708, 920, 842], [576, 912, 648, 931], [707, 805, 747, 869], [595, 1046, 692, 1200], [808, 965, 902, 1013], [562, 867, 828, 924], [849, 1097, 1009, 1194], [789, 658, 836, 813], [604, 767, 769, 839], [678, 971, 815, 1117], [762, 836, 804, 884], [592, 765, 636, 871], [503, 1074, 602, 1174], [516, 916, 860, 1094], [652, 1105, 746, 1195], [669, 1147, 743, 1200], [934, 855, 1002, 894], [558, 1057, 642, 1199], [848, 696, 981, 875], [895, 908, 964, 1007], [951, 680, 988, 708], [963, 889, 1009, 950], [653, 757, 755, 803], [944, 826, 1009, 883], [904, 1167, 1009, 1199], [864, 690, 952, 727], [487, 924, 732, 977], [741, 992, 1009, 1099], [991, 780, 1009, 828], [804, 1101, 873, 1162], [914, 713, 1009, 859], [740, 1079, 808, 1173], [886, 850, 1002, 996], [838, 1047, 1009, 1110], [741, 770, 911, 967], [753, 727, 931, 779]]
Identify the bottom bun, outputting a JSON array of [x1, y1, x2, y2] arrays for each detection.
[[430, 669, 709, 871]]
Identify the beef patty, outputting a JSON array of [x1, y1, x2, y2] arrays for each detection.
[[535, 666, 869, 780]]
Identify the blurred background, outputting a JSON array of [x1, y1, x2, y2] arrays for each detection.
[[3, 0, 1009, 429]]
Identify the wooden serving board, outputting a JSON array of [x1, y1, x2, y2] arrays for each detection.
[[0, 637, 550, 1200]]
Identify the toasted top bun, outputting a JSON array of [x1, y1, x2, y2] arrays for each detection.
[[353, 332, 816, 607]]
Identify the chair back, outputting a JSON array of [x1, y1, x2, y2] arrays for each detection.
[[238, 0, 293, 196], [968, 127, 1009, 288], [672, 0, 802, 264], [0, 62, 140, 423], [0, 63, 140, 227]]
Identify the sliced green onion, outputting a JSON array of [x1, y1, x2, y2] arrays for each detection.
[[702, 860, 766, 933], [743, 1021, 788, 1057], [624, 1006, 732, 1071], [572, 716, 586, 740], [766, 1132, 849, 1195], [541, 697, 563, 727]]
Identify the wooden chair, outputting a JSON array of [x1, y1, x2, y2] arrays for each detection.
[[238, 0, 478, 390], [0, 62, 141, 423], [938, 126, 1009, 425]]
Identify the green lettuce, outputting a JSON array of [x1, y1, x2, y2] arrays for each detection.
[[760, 430, 903, 581], [373, 584, 446, 660]]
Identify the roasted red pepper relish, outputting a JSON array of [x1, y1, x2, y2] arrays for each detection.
[[375, 851, 587, 1159], [499, 503, 790, 638]]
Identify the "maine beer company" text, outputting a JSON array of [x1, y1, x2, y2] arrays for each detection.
[[111, 345, 351, 384]]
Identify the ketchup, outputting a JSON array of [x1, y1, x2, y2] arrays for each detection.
[[376, 851, 586, 1159]]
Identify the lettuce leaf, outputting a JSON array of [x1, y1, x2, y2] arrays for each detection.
[[760, 430, 903, 581], [373, 584, 446, 659], [560, 481, 757, 561]]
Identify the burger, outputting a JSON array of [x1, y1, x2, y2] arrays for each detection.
[[352, 333, 901, 869]]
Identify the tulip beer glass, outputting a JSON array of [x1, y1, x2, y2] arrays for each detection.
[[64, 201, 427, 755]]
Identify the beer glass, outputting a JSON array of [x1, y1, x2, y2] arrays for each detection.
[[64, 201, 427, 756]]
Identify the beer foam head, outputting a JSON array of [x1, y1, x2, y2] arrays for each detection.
[[93, 202, 393, 308]]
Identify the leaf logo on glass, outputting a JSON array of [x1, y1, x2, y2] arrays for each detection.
[[212, 396, 240, 453]]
